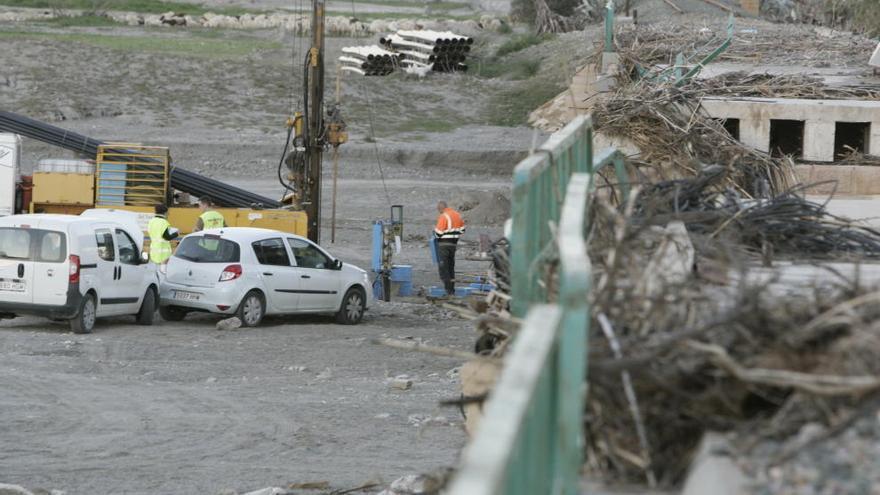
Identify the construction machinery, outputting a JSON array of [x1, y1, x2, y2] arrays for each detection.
[[371, 205, 409, 301], [0, 0, 341, 240], [281, 0, 347, 243], [0, 114, 306, 236]]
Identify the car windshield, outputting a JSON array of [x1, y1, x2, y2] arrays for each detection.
[[174, 236, 240, 263]]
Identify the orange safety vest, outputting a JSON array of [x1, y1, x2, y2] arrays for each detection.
[[434, 208, 465, 242]]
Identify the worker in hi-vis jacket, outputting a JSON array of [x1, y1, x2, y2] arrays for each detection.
[[433, 201, 466, 296]]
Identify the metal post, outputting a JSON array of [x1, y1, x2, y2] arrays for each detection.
[[330, 147, 339, 243], [330, 67, 341, 244], [305, 0, 325, 243], [604, 0, 614, 53]]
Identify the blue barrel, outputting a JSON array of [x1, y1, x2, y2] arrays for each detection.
[[390, 265, 412, 282], [396, 281, 413, 297]]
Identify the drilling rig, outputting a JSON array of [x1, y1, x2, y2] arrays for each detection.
[[283, 0, 348, 243]]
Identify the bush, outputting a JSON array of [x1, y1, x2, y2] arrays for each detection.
[[511, 0, 581, 24], [495, 32, 553, 57]]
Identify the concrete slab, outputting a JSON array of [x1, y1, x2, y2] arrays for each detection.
[[797, 166, 880, 196], [681, 433, 746, 495]]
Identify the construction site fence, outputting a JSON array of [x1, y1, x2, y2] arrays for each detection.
[[447, 116, 628, 495]]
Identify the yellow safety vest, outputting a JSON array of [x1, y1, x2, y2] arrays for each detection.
[[200, 210, 225, 230], [148, 216, 172, 264]]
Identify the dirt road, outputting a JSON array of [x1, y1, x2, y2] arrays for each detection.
[[0, 302, 473, 494]]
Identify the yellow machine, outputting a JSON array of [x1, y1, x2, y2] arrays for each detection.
[[29, 144, 307, 237]]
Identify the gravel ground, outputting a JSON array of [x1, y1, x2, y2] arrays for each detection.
[[744, 416, 880, 495], [0, 302, 474, 494]]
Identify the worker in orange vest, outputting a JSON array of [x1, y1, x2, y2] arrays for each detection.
[[434, 200, 466, 295]]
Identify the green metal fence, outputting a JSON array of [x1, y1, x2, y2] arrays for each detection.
[[510, 115, 593, 317], [510, 116, 628, 317], [448, 116, 629, 495]]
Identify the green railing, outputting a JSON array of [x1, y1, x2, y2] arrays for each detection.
[[510, 115, 592, 317], [448, 117, 629, 494], [510, 116, 628, 317]]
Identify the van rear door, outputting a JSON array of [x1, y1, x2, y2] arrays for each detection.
[[31, 226, 70, 307], [0, 226, 36, 305]]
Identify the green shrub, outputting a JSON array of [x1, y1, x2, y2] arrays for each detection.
[[495, 32, 553, 57], [511, 0, 580, 24], [476, 58, 542, 80], [487, 78, 564, 126]]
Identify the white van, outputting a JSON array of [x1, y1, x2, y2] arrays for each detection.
[[0, 214, 159, 333]]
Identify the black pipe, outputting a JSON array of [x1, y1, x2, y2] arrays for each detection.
[[0, 111, 280, 208]]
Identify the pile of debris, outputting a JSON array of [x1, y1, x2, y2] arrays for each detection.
[[580, 176, 880, 484], [462, 19, 880, 489], [610, 16, 877, 69], [761, 0, 880, 37]]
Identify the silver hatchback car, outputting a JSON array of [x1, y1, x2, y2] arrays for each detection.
[[158, 228, 372, 326]]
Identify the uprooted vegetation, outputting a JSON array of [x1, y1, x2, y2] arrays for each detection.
[[763, 0, 880, 37], [465, 19, 880, 488]]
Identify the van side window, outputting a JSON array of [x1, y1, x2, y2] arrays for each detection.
[[252, 238, 291, 266], [37, 231, 66, 263], [115, 229, 139, 265], [287, 238, 331, 269], [95, 229, 115, 262]]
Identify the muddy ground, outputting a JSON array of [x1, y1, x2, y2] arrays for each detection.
[[1, 0, 836, 491], [0, 2, 531, 492], [0, 303, 474, 494]]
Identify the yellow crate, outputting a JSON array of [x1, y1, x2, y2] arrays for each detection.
[[32, 172, 95, 205], [30, 203, 91, 215], [168, 207, 308, 236], [94, 205, 308, 237]]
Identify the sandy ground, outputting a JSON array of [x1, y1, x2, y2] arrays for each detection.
[[0, 6, 523, 492], [0, 303, 474, 494]]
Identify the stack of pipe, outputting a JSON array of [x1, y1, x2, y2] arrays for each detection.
[[381, 30, 472, 73], [0, 111, 281, 208], [338, 45, 400, 76]]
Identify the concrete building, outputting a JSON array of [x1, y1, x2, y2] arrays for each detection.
[[700, 97, 880, 162]]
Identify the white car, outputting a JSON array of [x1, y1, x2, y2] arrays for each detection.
[[158, 228, 372, 326], [0, 214, 159, 333]]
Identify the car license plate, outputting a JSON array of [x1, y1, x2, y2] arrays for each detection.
[[174, 290, 200, 301], [0, 280, 25, 292]]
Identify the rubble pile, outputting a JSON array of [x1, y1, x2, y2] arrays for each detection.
[[466, 19, 880, 489]]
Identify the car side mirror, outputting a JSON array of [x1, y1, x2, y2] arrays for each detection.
[[141, 251, 149, 264], [334, 259, 343, 270]]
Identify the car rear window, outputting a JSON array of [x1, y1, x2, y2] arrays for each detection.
[[0, 228, 67, 263], [174, 235, 240, 263]]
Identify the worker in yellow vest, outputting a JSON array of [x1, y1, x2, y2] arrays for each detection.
[[194, 196, 226, 232], [148, 203, 176, 264]]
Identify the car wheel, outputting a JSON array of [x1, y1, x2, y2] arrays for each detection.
[[236, 290, 265, 327], [136, 288, 157, 326], [159, 305, 188, 322], [336, 287, 365, 325], [70, 293, 97, 334]]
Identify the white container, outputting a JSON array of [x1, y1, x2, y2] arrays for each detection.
[[37, 158, 96, 175], [0, 133, 21, 217]]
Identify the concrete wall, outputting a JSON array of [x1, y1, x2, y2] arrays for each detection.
[[701, 97, 880, 162], [796, 164, 880, 195]]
